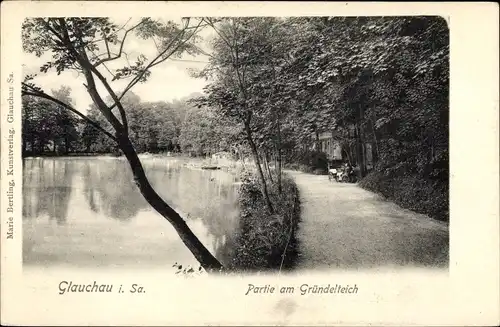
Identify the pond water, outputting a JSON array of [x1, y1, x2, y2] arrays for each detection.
[[22, 156, 241, 270]]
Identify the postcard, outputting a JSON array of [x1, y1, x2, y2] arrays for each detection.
[[1, 1, 499, 326]]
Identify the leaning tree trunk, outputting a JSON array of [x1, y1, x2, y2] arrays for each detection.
[[117, 134, 223, 272]]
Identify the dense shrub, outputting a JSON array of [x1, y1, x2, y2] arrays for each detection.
[[301, 150, 328, 172], [359, 171, 449, 221], [228, 171, 301, 271], [284, 150, 328, 174]]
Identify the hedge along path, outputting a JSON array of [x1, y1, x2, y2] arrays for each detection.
[[287, 171, 449, 270]]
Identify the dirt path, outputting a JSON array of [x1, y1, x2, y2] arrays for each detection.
[[287, 171, 449, 270]]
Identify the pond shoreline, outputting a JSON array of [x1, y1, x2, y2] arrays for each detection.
[[25, 153, 253, 174]]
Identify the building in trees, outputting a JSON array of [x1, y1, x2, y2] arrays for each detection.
[[312, 131, 343, 161], [311, 129, 375, 173]]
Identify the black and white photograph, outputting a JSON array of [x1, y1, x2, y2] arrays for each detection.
[[1, 2, 499, 326], [20, 14, 451, 272]]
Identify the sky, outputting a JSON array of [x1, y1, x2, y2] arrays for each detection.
[[22, 17, 215, 113]]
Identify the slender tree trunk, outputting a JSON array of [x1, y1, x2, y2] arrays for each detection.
[[39, 139, 45, 155], [267, 152, 274, 182], [362, 142, 367, 172], [117, 134, 224, 272], [276, 117, 282, 194], [30, 135, 35, 155], [359, 104, 367, 177], [263, 150, 274, 183], [370, 118, 379, 165], [261, 153, 267, 177], [315, 128, 321, 151], [244, 124, 274, 214], [355, 123, 366, 177], [65, 136, 69, 154], [343, 145, 352, 165], [22, 138, 26, 157]]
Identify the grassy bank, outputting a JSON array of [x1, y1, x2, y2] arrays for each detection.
[[227, 171, 301, 272], [358, 171, 449, 222]]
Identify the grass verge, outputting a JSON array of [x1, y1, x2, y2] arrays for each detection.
[[227, 171, 301, 272]]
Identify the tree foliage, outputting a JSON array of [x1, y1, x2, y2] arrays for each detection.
[[194, 16, 449, 220], [22, 87, 80, 155]]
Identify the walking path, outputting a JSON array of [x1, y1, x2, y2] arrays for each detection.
[[287, 171, 449, 270]]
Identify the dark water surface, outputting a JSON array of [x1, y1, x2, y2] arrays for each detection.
[[23, 157, 240, 269]]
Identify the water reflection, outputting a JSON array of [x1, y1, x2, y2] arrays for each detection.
[[23, 159, 73, 225], [23, 157, 240, 268], [143, 159, 240, 265], [82, 162, 147, 221]]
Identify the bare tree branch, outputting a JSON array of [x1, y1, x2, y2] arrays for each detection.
[[86, 18, 133, 46], [192, 44, 216, 60], [115, 18, 133, 34], [94, 19, 146, 67], [88, 48, 116, 79], [109, 18, 203, 110], [184, 22, 211, 30], [204, 18, 233, 50], [152, 35, 161, 53], [104, 31, 111, 58]]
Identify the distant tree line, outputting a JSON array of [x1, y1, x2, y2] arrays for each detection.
[[22, 89, 242, 157]]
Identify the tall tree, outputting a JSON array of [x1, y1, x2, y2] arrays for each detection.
[[51, 86, 79, 154], [195, 18, 287, 213], [22, 17, 223, 271]]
